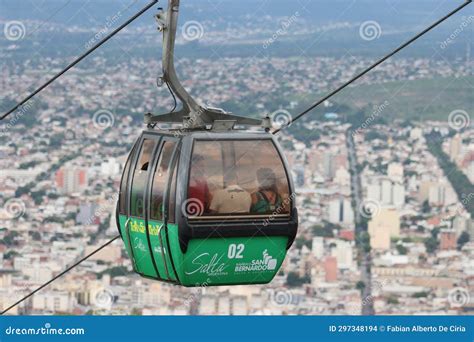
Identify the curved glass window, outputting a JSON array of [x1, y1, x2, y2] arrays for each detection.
[[119, 144, 136, 214], [187, 140, 291, 218], [150, 141, 176, 221], [130, 139, 156, 217]]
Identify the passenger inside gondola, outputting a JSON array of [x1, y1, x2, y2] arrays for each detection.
[[188, 140, 291, 218], [209, 171, 251, 214], [251, 168, 283, 214]]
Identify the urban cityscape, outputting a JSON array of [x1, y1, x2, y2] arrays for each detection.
[[0, 0, 473, 316]]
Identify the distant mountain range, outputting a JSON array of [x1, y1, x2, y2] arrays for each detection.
[[0, 0, 472, 59]]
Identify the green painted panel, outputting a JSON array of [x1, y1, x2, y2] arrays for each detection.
[[180, 236, 288, 287], [128, 218, 157, 278], [118, 214, 133, 260], [148, 220, 177, 281], [121, 218, 289, 286], [167, 223, 185, 283]]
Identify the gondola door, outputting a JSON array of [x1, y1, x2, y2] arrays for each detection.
[[127, 136, 161, 278], [147, 138, 178, 282]]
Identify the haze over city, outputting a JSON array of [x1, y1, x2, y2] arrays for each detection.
[[0, 0, 473, 315]]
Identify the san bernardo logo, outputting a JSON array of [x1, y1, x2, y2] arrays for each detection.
[[235, 249, 278, 273]]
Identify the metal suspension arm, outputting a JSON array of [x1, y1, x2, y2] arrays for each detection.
[[146, 0, 264, 129]]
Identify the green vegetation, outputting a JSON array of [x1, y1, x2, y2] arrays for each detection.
[[412, 291, 429, 298], [396, 244, 408, 255], [424, 236, 439, 254], [457, 231, 470, 250], [97, 266, 130, 279], [295, 236, 312, 249], [333, 77, 474, 121], [3, 250, 20, 260], [311, 221, 342, 238], [426, 132, 474, 218], [286, 271, 310, 287], [356, 281, 366, 293], [421, 200, 431, 214], [2, 231, 20, 247], [387, 295, 399, 305]]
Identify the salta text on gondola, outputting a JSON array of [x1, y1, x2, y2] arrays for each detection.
[[185, 250, 279, 277]]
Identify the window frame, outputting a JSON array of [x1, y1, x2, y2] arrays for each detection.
[[184, 137, 294, 221], [118, 139, 140, 215], [148, 139, 178, 223], [129, 136, 160, 219]]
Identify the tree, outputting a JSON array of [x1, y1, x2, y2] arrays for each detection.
[[412, 291, 429, 298], [29, 231, 41, 241], [312, 225, 333, 238], [387, 295, 399, 305], [424, 236, 438, 254], [131, 308, 142, 316], [396, 244, 408, 255], [356, 281, 366, 293], [286, 271, 310, 287], [457, 231, 470, 250], [3, 250, 20, 260], [421, 200, 431, 214]]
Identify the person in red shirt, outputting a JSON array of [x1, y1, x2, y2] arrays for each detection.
[[188, 154, 211, 215]]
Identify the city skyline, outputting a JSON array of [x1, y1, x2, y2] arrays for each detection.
[[0, 0, 473, 316]]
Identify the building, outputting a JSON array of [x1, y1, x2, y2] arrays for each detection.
[[55, 166, 88, 195], [328, 197, 354, 225], [32, 292, 75, 313], [449, 134, 462, 162], [368, 208, 400, 250], [323, 151, 335, 179], [387, 162, 404, 181], [330, 239, 354, 270], [324, 256, 337, 282], [429, 184, 446, 206], [100, 158, 121, 177], [439, 230, 457, 250], [367, 177, 405, 208], [312, 237, 324, 259]]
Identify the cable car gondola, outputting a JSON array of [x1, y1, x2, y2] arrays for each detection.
[[115, 0, 298, 286]]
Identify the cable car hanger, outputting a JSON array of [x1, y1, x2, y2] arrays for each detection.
[[145, 0, 269, 130], [0, 0, 471, 314]]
